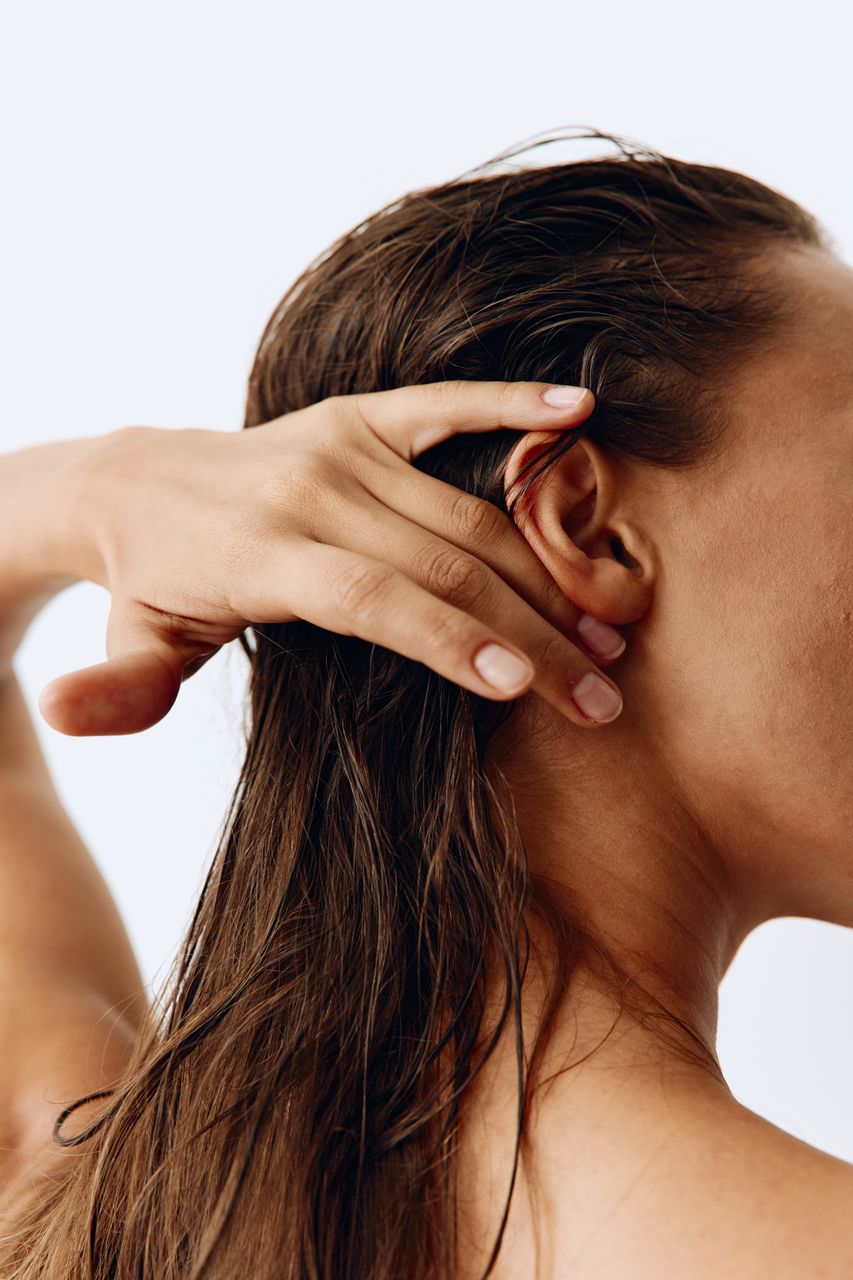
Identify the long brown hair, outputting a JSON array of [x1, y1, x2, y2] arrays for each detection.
[[3, 127, 828, 1278]]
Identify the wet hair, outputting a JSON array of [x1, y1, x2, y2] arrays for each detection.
[[3, 127, 828, 1279]]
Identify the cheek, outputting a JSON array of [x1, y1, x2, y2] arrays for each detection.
[[645, 508, 853, 877], [721, 508, 853, 749]]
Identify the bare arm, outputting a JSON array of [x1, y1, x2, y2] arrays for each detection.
[[0, 438, 147, 1175], [0, 380, 624, 1177]]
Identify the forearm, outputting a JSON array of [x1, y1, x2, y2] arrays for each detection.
[[0, 437, 95, 673], [0, 665, 148, 1133], [0, 443, 148, 1093]]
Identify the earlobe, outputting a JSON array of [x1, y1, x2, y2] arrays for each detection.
[[502, 430, 653, 626]]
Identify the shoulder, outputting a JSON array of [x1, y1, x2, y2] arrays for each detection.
[[545, 1090, 853, 1279], [456, 1062, 853, 1280]]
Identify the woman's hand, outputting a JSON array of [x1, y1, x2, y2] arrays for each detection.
[[39, 381, 627, 736]]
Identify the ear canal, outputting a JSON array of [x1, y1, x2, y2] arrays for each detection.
[[610, 535, 643, 574]]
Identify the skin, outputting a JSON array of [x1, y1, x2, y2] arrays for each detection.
[[0, 375, 618, 1217], [455, 241, 853, 1277], [1, 240, 852, 1274]]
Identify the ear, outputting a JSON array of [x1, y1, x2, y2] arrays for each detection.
[[502, 430, 655, 626]]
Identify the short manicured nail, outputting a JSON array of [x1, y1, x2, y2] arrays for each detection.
[[571, 671, 623, 723], [542, 385, 589, 408], [577, 613, 626, 659], [473, 642, 535, 693]]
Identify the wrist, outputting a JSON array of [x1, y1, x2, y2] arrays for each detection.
[[0, 435, 103, 666]]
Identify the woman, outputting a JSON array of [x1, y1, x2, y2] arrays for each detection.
[[1, 127, 852, 1277]]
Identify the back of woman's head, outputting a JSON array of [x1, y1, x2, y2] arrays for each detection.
[[7, 128, 828, 1279]]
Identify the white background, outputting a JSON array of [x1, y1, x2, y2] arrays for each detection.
[[2, 0, 852, 1160]]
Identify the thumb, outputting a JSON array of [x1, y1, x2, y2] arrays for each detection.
[[38, 598, 214, 736]]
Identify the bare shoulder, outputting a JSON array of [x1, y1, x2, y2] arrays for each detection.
[[456, 1063, 853, 1280], [557, 1091, 853, 1279], [618, 1094, 853, 1280]]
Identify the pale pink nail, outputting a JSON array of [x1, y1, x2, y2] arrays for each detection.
[[473, 643, 534, 693], [571, 672, 623, 722], [541, 385, 588, 407], [577, 612, 626, 658]]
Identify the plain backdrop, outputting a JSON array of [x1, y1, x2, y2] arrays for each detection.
[[2, 0, 853, 1161]]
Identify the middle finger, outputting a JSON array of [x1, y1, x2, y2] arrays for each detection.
[[359, 453, 624, 662], [326, 488, 625, 723]]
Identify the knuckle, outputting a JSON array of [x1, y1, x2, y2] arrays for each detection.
[[328, 560, 394, 616], [270, 471, 321, 517], [345, 393, 373, 437], [316, 392, 348, 422], [450, 491, 504, 545], [422, 546, 490, 610], [308, 394, 362, 445], [267, 454, 334, 515], [325, 392, 390, 452]]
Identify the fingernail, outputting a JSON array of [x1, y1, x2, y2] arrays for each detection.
[[571, 672, 623, 723], [473, 642, 535, 694], [542, 385, 589, 408], [577, 613, 626, 659]]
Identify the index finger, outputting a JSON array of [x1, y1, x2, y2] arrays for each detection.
[[345, 380, 594, 460]]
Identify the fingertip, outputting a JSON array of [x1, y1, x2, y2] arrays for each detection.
[[38, 656, 178, 736], [570, 671, 623, 725], [37, 679, 69, 732], [540, 385, 594, 412], [472, 641, 535, 696]]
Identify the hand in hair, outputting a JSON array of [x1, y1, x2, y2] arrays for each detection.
[[35, 380, 625, 735]]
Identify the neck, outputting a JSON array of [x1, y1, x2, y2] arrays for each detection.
[[486, 695, 767, 1080]]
